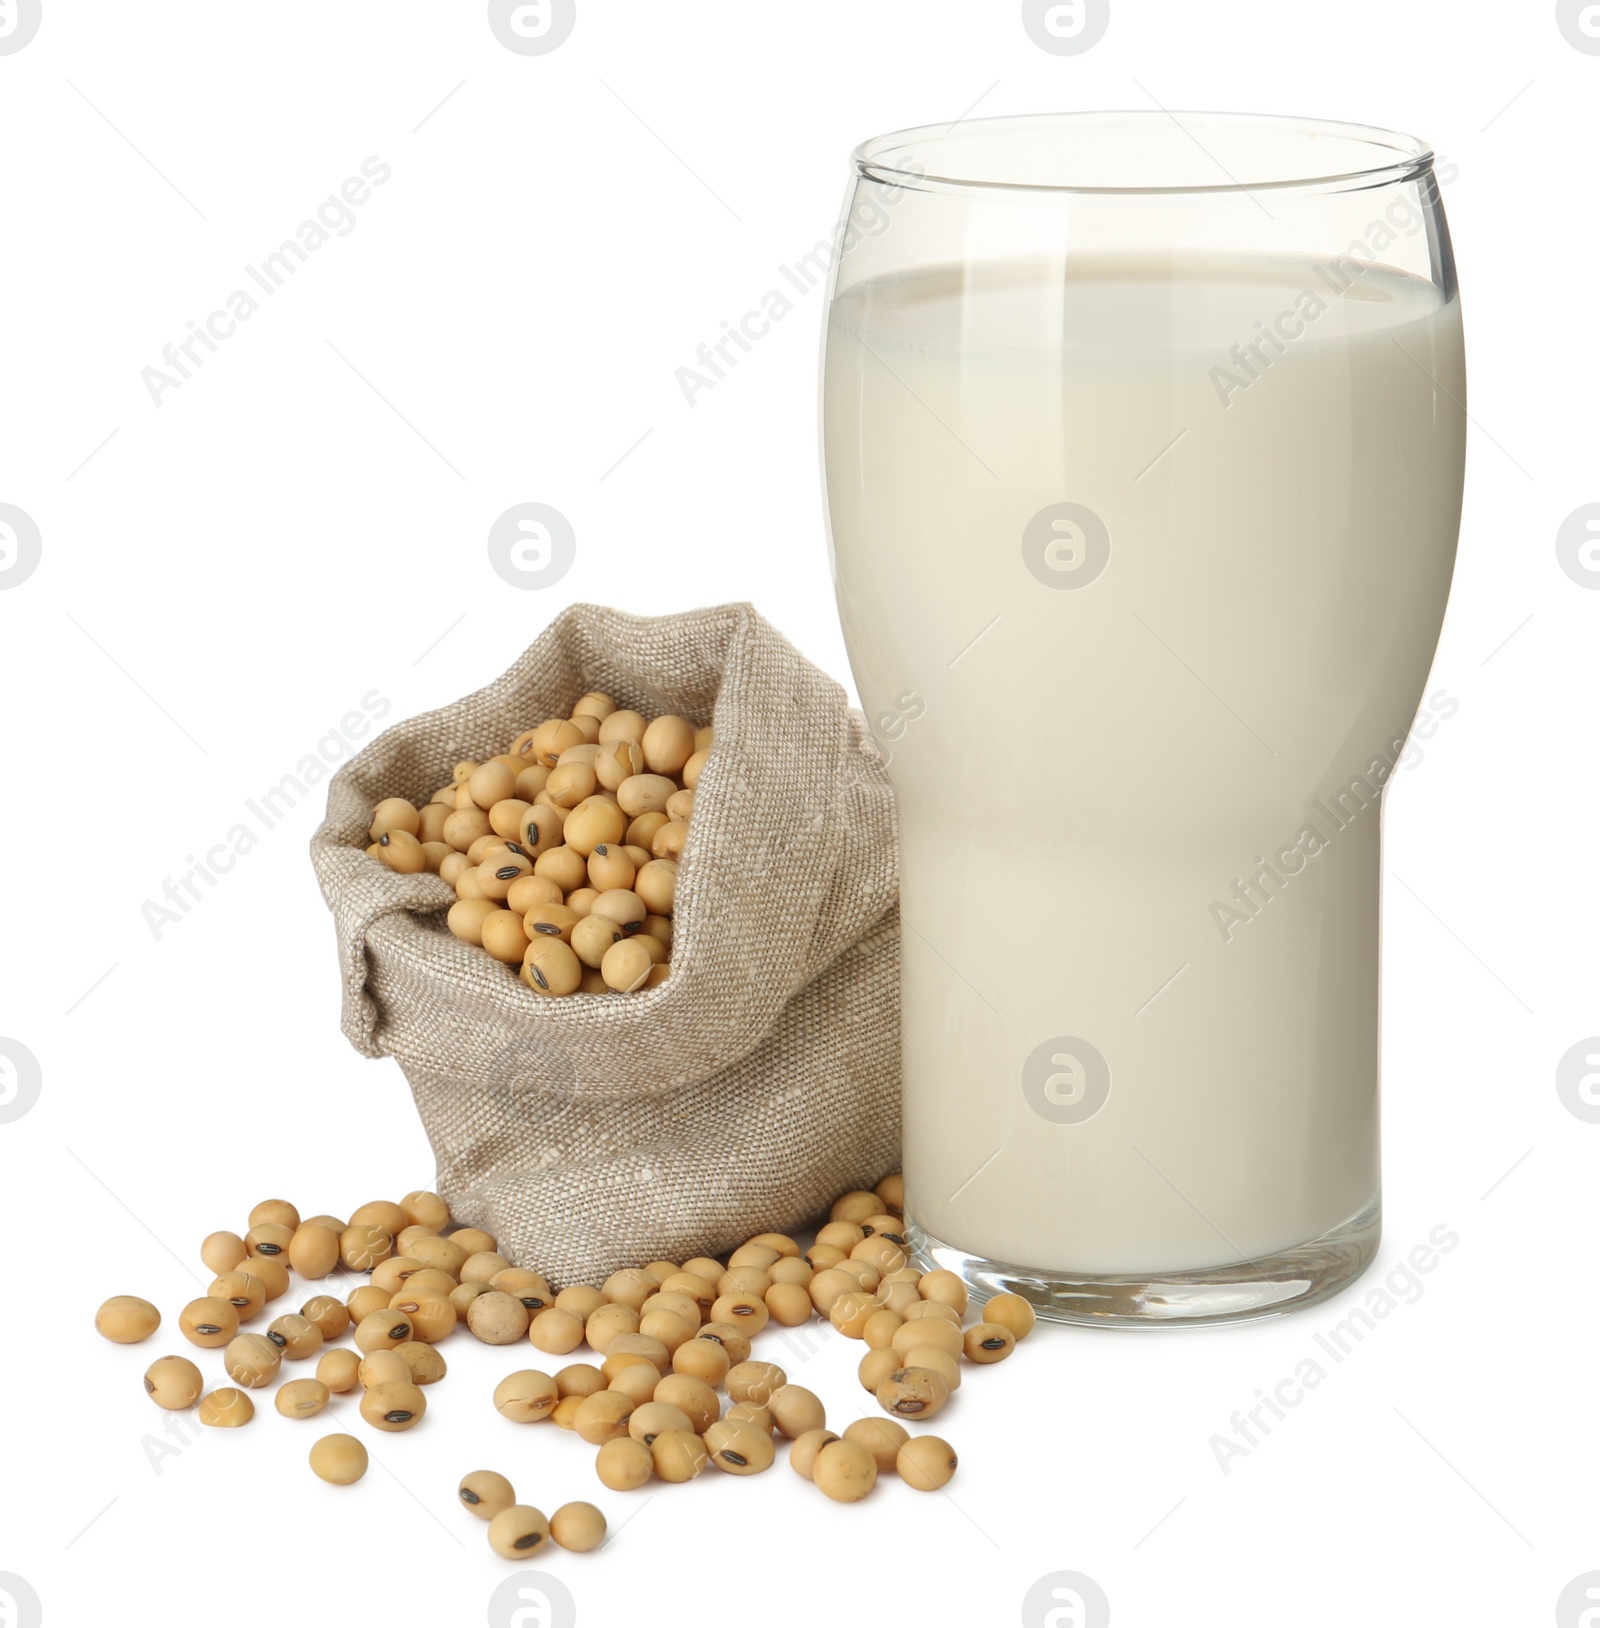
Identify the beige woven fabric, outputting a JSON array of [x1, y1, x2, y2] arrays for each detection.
[[309, 602, 900, 1285]]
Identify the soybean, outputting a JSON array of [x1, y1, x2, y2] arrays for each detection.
[[982, 1291, 1037, 1341], [360, 1380, 426, 1432], [276, 1379, 330, 1419], [852, 1235, 907, 1274], [241, 1252, 290, 1302], [672, 1337, 730, 1387], [354, 1309, 415, 1353], [529, 1307, 587, 1355], [575, 1391, 635, 1444], [807, 1268, 857, 1316], [597, 710, 646, 747], [359, 1350, 411, 1391], [891, 1317, 962, 1359], [494, 1370, 559, 1423], [897, 1435, 958, 1490], [267, 1314, 323, 1361], [225, 1335, 283, 1389], [609, 1364, 665, 1408], [726, 1400, 773, 1433], [628, 1401, 694, 1447], [550, 1502, 607, 1553], [408, 1234, 468, 1277], [481, 910, 531, 965], [460, 1470, 516, 1519], [638, 1310, 696, 1354], [143, 1355, 203, 1410], [830, 1292, 878, 1339], [813, 1438, 878, 1503], [717, 1265, 771, 1298], [703, 1418, 775, 1475], [650, 1430, 708, 1483], [585, 1303, 640, 1353], [391, 1289, 456, 1343], [394, 1341, 447, 1385], [97, 1296, 161, 1344], [963, 1322, 1017, 1364], [835, 1259, 881, 1294], [830, 1191, 881, 1225], [365, 695, 698, 993], [641, 715, 694, 776], [875, 1366, 950, 1421], [571, 910, 624, 969], [377, 829, 426, 873], [789, 1428, 841, 1480], [554, 1285, 607, 1321], [858, 1348, 901, 1394], [650, 821, 688, 861], [468, 761, 517, 809], [460, 1250, 511, 1284], [198, 1387, 255, 1428], [316, 1350, 361, 1393], [595, 739, 642, 790], [555, 1362, 607, 1398], [245, 1222, 294, 1259], [370, 798, 421, 838], [209, 1271, 266, 1322], [902, 1299, 962, 1327], [768, 1385, 826, 1439], [695, 1321, 751, 1365], [451, 1226, 498, 1254], [726, 1360, 786, 1405], [347, 1285, 392, 1323], [450, 1281, 492, 1319], [524, 938, 583, 997], [652, 1375, 719, 1434], [918, 1270, 969, 1314], [492, 1267, 553, 1312], [601, 1269, 656, 1312], [200, 1232, 248, 1274], [404, 1191, 450, 1230], [488, 1506, 550, 1559], [908, 1346, 961, 1393], [179, 1298, 239, 1349], [843, 1417, 909, 1473], [467, 1292, 530, 1346], [634, 860, 677, 915], [288, 1224, 341, 1280], [448, 897, 498, 946], [523, 903, 578, 946], [309, 1434, 368, 1485], [341, 1224, 394, 1273], [596, 1436, 654, 1491]]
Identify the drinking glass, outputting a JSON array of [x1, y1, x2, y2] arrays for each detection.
[[822, 112, 1465, 1325]]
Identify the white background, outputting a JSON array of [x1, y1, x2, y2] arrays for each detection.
[[1, 3, 1596, 1625]]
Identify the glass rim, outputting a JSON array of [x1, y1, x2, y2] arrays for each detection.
[[852, 110, 1436, 198]]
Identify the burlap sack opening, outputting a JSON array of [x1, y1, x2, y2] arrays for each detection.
[[310, 602, 900, 1285]]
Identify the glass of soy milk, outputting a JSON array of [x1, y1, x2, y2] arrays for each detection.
[[822, 112, 1466, 1326]]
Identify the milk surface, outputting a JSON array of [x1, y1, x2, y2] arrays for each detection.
[[824, 252, 1465, 1274]]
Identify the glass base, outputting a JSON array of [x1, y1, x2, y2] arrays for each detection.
[[907, 1197, 1381, 1329]]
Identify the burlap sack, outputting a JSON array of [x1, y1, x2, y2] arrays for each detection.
[[310, 602, 900, 1286]]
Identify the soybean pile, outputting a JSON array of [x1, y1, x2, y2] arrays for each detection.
[[362, 692, 704, 996], [97, 1177, 1038, 1559]]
